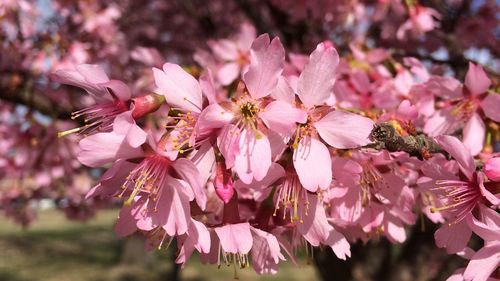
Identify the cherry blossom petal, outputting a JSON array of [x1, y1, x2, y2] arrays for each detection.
[[259, 101, 307, 135], [293, 137, 332, 192], [315, 110, 374, 149], [214, 223, 253, 254], [476, 172, 500, 206], [189, 142, 216, 187], [424, 109, 459, 137], [270, 76, 296, 104], [435, 135, 475, 181], [112, 111, 147, 148], [115, 205, 137, 237], [331, 156, 362, 187], [250, 227, 284, 274], [243, 34, 285, 99], [153, 63, 203, 112], [100, 79, 131, 101], [465, 62, 491, 95], [156, 176, 191, 236], [234, 129, 272, 184], [209, 39, 239, 61], [358, 203, 384, 232], [196, 103, 234, 136], [235, 163, 285, 201], [480, 93, 500, 122], [217, 62, 240, 86], [217, 124, 241, 168], [385, 214, 407, 243], [176, 219, 211, 265], [77, 131, 144, 167], [86, 159, 135, 199], [173, 158, 206, 210], [188, 218, 211, 253], [434, 219, 472, 254], [199, 70, 217, 104], [298, 194, 332, 246], [76, 64, 110, 84], [52, 65, 110, 99], [325, 229, 351, 260], [423, 76, 463, 99], [479, 204, 500, 231], [466, 210, 500, 242], [463, 242, 500, 281], [297, 43, 339, 108], [236, 23, 256, 50], [463, 114, 485, 156]]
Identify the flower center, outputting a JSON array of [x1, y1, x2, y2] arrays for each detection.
[[450, 98, 478, 122], [273, 173, 310, 223], [164, 111, 198, 153], [119, 155, 172, 207], [240, 101, 259, 119], [359, 163, 389, 206], [233, 99, 262, 139], [430, 179, 480, 224], [292, 123, 315, 149]]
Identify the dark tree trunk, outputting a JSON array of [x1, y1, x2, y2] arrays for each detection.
[[313, 222, 465, 281]]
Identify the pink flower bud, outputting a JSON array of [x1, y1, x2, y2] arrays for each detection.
[[214, 162, 234, 204], [322, 40, 335, 49], [131, 93, 165, 119], [484, 157, 500, 182]]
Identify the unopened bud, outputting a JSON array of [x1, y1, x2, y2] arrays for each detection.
[[484, 157, 500, 182], [131, 93, 165, 119], [214, 162, 234, 204], [322, 40, 335, 49]]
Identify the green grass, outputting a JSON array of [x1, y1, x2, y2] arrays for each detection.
[[0, 209, 319, 281]]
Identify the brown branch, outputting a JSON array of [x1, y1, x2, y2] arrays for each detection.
[[367, 123, 447, 160], [0, 71, 74, 119]]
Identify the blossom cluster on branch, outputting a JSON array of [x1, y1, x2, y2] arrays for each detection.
[[51, 29, 500, 279], [1, 1, 499, 280]]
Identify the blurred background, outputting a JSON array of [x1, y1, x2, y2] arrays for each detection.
[[0, 209, 319, 281], [0, 0, 498, 280]]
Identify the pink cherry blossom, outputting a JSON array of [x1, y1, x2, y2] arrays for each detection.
[[424, 63, 497, 156]]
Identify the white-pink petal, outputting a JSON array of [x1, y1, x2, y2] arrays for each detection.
[[465, 62, 491, 96], [297, 43, 339, 108], [217, 62, 240, 86], [315, 110, 374, 149], [435, 135, 475, 181], [153, 63, 203, 112], [463, 242, 500, 281], [462, 112, 485, 156], [158, 176, 191, 236], [243, 34, 285, 99], [214, 223, 253, 254], [297, 194, 332, 246], [173, 158, 206, 210], [217, 124, 241, 168], [480, 93, 500, 122], [77, 132, 144, 167], [434, 220, 472, 254], [325, 229, 351, 260], [270, 77, 296, 105], [293, 137, 332, 192], [259, 100, 307, 135], [233, 129, 272, 184], [100, 80, 131, 101]]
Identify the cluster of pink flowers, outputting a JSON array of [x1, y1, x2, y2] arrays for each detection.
[[52, 27, 500, 279]]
